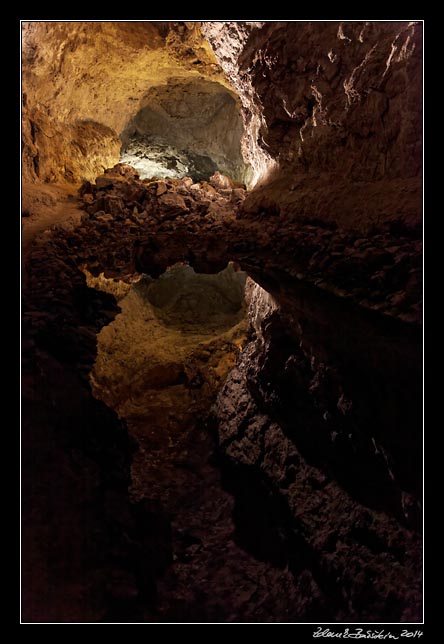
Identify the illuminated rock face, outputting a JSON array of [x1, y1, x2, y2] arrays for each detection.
[[120, 79, 247, 183], [23, 20, 422, 230], [23, 22, 422, 226], [203, 21, 422, 230], [21, 22, 236, 183]]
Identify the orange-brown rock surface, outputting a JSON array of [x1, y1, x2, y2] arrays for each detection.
[[203, 21, 422, 230], [22, 21, 422, 231], [21, 22, 235, 183]]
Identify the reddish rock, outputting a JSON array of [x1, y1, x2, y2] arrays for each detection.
[[158, 192, 189, 217]]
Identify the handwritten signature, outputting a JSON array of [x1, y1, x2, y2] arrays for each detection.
[[313, 628, 423, 640]]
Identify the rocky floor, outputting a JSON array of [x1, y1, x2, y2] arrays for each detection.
[[22, 164, 422, 622], [76, 164, 421, 324], [120, 134, 220, 182]]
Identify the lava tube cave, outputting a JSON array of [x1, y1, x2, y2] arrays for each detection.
[[21, 20, 423, 624]]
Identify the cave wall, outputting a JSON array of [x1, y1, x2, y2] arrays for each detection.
[[212, 281, 422, 621], [22, 226, 163, 622], [21, 20, 422, 622], [203, 21, 422, 230], [22, 20, 422, 215], [21, 22, 233, 183], [122, 79, 247, 182]]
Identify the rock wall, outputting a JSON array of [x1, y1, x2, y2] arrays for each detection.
[[22, 19, 422, 622], [201, 22, 275, 186], [21, 22, 232, 183], [22, 21, 422, 219], [121, 78, 247, 182], [211, 278, 421, 621], [203, 21, 422, 230]]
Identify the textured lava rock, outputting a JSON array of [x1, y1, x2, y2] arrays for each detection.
[[22, 19, 422, 623], [121, 78, 247, 183], [211, 282, 421, 621], [77, 165, 421, 324], [21, 22, 233, 183], [23, 21, 422, 232], [22, 166, 422, 621], [203, 21, 422, 231]]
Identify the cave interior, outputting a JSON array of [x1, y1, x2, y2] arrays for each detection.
[[21, 20, 423, 624]]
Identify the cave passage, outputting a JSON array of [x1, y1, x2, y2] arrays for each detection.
[[22, 20, 422, 624], [120, 79, 249, 184]]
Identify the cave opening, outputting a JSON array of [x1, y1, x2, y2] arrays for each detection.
[[120, 78, 250, 185]]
